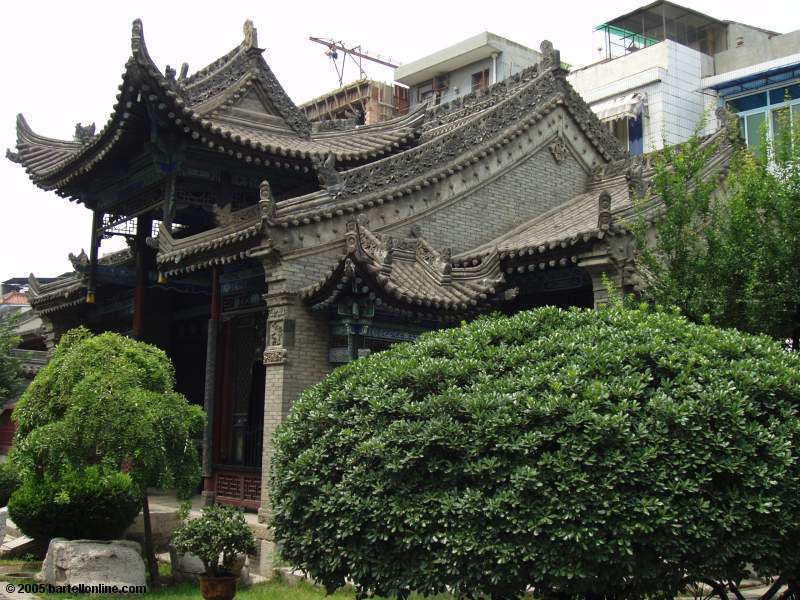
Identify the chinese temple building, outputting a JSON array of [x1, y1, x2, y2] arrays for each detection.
[[7, 19, 735, 558]]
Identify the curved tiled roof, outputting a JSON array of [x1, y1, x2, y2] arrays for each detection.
[[8, 20, 425, 196], [269, 54, 627, 228], [156, 204, 265, 277], [27, 272, 86, 315], [301, 220, 506, 319]]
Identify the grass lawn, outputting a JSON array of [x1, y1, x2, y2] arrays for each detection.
[[36, 579, 361, 600], [0, 559, 452, 600]]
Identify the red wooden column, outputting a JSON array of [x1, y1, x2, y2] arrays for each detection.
[[201, 267, 220, 505]]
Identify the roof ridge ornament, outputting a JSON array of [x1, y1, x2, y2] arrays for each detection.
[[313, 152, 344, 193], [259, 180, 276, 221], [5, 148, 20, 164], [73, 123, 96, 144], [243, 20, 258, 50], [540, 40, 562, 73], [68, 249, 90, 271]]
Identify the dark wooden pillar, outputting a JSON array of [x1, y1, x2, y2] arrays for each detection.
[[218, 322, 235, 463], [86, 210, 102, 304], [162, 172, 176, 233], [132, 216, 152, 339], [202, 266, 220, 505]]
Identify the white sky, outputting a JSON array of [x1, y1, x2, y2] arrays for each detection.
[[1, 0, 797, 282]]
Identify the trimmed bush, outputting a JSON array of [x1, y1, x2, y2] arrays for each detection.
[[0, 460, 20, 507], [172, 504, 257, 577], [271, 306, 800, 599], [8, 465, 142, 541]]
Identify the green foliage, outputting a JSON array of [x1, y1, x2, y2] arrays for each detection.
[[0, 313, 22, 403], [634, 110, 800, 341], [271, 307, 800, 599], [171, 504, 257, 577], [8, 465, 142, 541], [11, 327, 205, 499], [0, 460, 20, 506]]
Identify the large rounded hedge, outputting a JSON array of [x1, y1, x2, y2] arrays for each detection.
[[271, 306, 800, 599]]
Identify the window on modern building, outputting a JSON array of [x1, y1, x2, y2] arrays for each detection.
[[727, 83, 800, 153], [607, 113, 644, 155], [418, 80, 435, 104], [471, 69, 490, 92]]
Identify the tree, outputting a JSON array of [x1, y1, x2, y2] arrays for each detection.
[[633, 108, 800, 343], [270, 306, 800, 599], [11, 327, 205, 581], [0, 312, 22, 404]]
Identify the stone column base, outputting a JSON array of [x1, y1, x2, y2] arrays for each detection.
[[259, 539, 277, 579]]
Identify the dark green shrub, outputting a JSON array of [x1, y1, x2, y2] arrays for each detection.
[[8, 465, 142, 541], [271, 306, 800, 599], [0, 460, 20, 506]]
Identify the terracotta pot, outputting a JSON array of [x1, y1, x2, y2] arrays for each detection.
[[199, 575, 238, 600]]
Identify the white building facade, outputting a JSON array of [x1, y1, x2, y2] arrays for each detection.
[[567, 1, 798, 155]]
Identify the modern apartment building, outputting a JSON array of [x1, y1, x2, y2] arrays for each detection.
[[567, 1, 798, 154], [394, 32, 542, 109]]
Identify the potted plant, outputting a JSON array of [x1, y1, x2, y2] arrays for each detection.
[[171, 504, 256, 600]]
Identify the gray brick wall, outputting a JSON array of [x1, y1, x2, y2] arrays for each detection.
[[386, 148, 589, 254]]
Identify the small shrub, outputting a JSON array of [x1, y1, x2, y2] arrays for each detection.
[[271, 306, 800, 599], [0, 460, 20, 506], [8, 465, 142, 541], [172, 504, 256, 577]]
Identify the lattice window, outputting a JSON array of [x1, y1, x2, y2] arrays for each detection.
[[216, 473, 242, 499], [102, 214, 138, 237], [243, 476, 261, 502]]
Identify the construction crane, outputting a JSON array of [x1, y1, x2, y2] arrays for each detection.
[[309, 37, 399, 87]]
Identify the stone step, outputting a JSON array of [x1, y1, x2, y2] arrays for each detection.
[[0, 535, 37, 559]]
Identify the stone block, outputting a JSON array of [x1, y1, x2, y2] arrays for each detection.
[[38, 539, 146, 588], [0, 507, 6, 541], [169, 548, 205, 582], [124, 507, 181, 550]]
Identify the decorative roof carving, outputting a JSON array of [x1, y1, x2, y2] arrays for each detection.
[[312, 152, 344, 192], [598, 191, 612, 231], [277, 63, 625, 223], [301, 220, 505, 318], [259, 180, 276, 220], [549, 135, 568, 164], [540, 40, 561, 72], [243, 20, 258, 49], [73, 123, 96, 144], [68, 249, 89, 270]]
